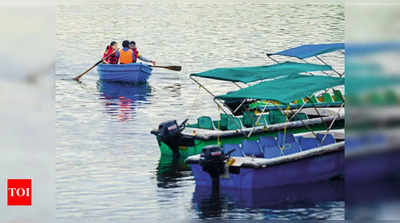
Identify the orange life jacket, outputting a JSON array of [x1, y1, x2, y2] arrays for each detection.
[[119, 49, 133, 64]]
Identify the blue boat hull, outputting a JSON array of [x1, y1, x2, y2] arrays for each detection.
[[193, 180, 343, 209], [97, 63, 152, 83], [190, 150, 344, 189]]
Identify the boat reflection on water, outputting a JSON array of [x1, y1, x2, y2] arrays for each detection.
[[97, 80, 151, 122], [156, 155, 192, 189], [193, 180, 343, 218]]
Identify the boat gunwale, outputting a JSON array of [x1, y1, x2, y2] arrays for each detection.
[[185, 141, 344, 169], [176, 113, 344, 140]]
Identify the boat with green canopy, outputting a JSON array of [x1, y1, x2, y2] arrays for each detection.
[[191, 61, 343, 114], [151, 61, 344, 158]]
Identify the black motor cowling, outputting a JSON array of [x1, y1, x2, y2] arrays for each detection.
[[199, 145, 227, 189], [153, 119, 190, 158], [157, 120, 181, 139]]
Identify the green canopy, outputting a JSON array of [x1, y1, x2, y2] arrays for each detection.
[[191, 62, 332, 83], [216, 75, 344, 104]]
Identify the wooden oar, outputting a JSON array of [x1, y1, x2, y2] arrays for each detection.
[[150, 65, 182, 71], [73, 49, 118, 82]]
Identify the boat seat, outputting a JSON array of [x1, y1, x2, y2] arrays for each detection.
[[259, 136, 282, 158], [293, 99, 304, 105], [226, 115, 243, 130], [255, 114, 269, 126], [269, 110, 287, 124], [322, 92, 334, 103], [292, 112, 308, 121], [316, 133, 336, 146], [333, 89, 344, 102], [243, 111, 257, 127], [305, 95, 319, 104], [242, 140, 263, 157], [345, 137, 363, 151], [277, 132, 301, 155], [384, 90, 398, 105], [298, 136, 320, 150], [197, 116, 215, 130], [223, 144, 244, 157], [219, 113, 229, 130]]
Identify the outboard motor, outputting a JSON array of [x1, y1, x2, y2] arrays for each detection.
[[200, 145, 235, 190], [154, 119, 188, 158]]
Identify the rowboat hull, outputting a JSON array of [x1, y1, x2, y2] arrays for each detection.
[[187, 142, 344, 189], [97, 63, 152, 83]]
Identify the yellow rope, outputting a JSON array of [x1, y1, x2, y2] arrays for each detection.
[[281, 104, 291, 151], [217, 106, 221, 146]]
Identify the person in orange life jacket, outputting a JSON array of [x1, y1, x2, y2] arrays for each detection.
[[102, 41, 119, 64], [129, 41, 156, 66], [116, 40, 134, 64]]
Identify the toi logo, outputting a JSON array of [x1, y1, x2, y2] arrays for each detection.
[[7, 179, 32, 206]]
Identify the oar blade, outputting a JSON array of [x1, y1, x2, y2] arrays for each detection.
[[168, 66, 182, 71]]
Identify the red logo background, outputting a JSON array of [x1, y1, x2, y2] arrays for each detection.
[[7, 179, 32, 206]]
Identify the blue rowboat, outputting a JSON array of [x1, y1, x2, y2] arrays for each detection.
[[97, 63, 152, 83], [185, 130, 344, 189]]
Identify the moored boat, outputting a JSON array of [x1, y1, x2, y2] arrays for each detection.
[[185, 129, 344, 189], [97, 63, 152, 83], [151, 63, 344, 158]]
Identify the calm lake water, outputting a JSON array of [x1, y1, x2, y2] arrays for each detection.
[[56, 1, 344, 221]]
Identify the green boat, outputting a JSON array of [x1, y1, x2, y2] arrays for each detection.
[[151, 61, 344, 158]]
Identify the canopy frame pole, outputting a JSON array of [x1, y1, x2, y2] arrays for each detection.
[[189, 74, 217, 97], [267, 54, 331, 78], [318, 102, 345, 145], [287, 102, 307, 122], [214, 98, 249, 136], [315, 55, 343, 77], [190, 74, 244, 132], [275, 103, 294, 150], [190, 74, 250, 137], [300, 58, 333, 77], [247, 103, 270, 138], [233, 99, 247, 114], [305, 95, 329, 130], [266, 54, 280, 64], [233, 82, 244, 89]]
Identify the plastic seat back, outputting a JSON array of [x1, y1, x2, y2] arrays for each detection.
[[219, 113, 228, 130], [227, 115, 242, 130], [243, 111, 257, 127], [293, 99, 304, 105], [292, 112, 308, 121], [333, 89, 344, 102], [223, 144, 243, 157], [255, 114, 269, 126], [316, 133, 336, 146], [277, 132, 301, 155], [305, 95, 319, 104], [269, 110, 287, 124], [259, 136, 282, 158], [242, 140, 263, 157], [197, 116, 214, 130], [299, 136, 320, 150], [322, 92, 334, 103]]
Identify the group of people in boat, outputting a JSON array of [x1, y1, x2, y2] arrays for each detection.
[[102, 40, 156, 65]]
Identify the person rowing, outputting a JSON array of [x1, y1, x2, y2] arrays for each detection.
[[102, 41, 119, 64]]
